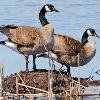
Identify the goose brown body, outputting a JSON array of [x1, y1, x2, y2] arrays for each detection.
[[38, 28, 99, 75], [55, 40, 96, 67]]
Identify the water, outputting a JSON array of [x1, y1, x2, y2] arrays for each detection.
[[0, 0, 100, 99]]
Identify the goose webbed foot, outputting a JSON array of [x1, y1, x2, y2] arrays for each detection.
[[32, 64, 37, 71], [26, 66, 29, 72], [67, 73, 71, 77]]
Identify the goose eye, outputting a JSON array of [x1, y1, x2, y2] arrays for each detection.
[[52, 6, 54, 10], [91, 30, 95, 35], [49, 6, 54, 10]]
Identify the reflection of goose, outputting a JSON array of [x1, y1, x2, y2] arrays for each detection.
[[38, 28, 99, 76], [0, 4, 59, 71]]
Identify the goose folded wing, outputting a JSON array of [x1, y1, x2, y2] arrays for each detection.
[[52, 44, 81, 56], [53, 34, 82, 56], [63, 35, 82, 56], [0, 25, 41, 46]]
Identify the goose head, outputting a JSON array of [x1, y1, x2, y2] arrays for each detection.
[[39, 4, 59, 26], [43, 4, 59, 12], [82, 28, 99, 44], [86, 28, 99, 38]]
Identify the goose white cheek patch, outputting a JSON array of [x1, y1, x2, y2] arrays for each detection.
[[87, 30, 92, 36], [45, 5, 51, 12]]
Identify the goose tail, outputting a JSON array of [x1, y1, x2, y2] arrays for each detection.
[[0, 24, 18, 32], [0, 25, 5, 32]]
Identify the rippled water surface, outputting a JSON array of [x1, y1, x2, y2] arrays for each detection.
[[0, 0, 100, 99]]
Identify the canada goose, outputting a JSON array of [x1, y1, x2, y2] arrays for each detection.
[[38, 28, 99, 76], [0, 4, 59, 71]]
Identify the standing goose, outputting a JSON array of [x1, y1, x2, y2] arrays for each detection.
[[0, 4, 59, 71], [38, 28, 99, 76]]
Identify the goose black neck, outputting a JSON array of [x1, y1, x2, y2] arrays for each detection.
[[81, 31, 89, 45], [39, 8, 49, 26]]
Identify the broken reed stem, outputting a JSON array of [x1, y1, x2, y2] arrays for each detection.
[[77, 53, 80, 100], [16, 76, 18, 99], [43, 45, 54, 100]]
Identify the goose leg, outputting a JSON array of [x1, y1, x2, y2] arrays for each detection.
[[67, 66, 71, 76], [32, 55, 36, 71], [25, 55, 29, 72]]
